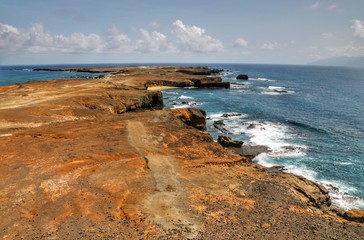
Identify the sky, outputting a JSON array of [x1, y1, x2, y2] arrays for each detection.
[[0, 0, 363, 65]]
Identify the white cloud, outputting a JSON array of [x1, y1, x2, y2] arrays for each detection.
[[352, 19, 364, 38], [310, 2, 320, 9], [0, 22, 105, 53], [233, 38, 248, 47], [136, 29, 174, 53], [322, 32, 333, 39], [171, 20, 223, 52], [1, 20, 224, 55], [0, 23, 20, 35], [261, 42, 280, 50], [0, 23, 23, 51], [104, 25, 132, 52]]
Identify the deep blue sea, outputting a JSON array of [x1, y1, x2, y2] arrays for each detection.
[[1, 63, 363, 210]]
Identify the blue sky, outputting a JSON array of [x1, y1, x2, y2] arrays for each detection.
[[0, 0, 363, 65]]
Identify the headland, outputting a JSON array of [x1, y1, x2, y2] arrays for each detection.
[[0, 66, 363, 239]]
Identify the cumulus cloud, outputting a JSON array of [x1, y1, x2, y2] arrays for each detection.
[[136, 29, 174, 53], [233, 38, 248, 48], [0, 23, 23, 51], [261, 42, 280, 50], [171, 20, 223, 52], [0, 22, 104, 53], [1, 20, 224, 55], [104, 25, 132, 52], [352, 19, 364, 38]]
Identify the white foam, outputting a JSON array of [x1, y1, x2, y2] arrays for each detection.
[[320, 180, 364, 210], [170, 101, 199, 109], [179, 95, 194, 99], [249, 77, 275, 82], [285, 165, 318, 181], [209, 113, 364, 210], [230, 84, 245, 89], [254, 153, 276, 167], [165, 91, 180, 95], [268, 86, 285, 90], [208, 112, 248, 120], [243, 121, 306, 158], [256, 156, 364, 210], [283, 165, 364, 210], [337, 162, 353, 165], [260, 86, 295, 95], [260, 91, 294, 95]]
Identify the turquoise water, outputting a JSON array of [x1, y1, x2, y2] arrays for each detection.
[[1, 63, 363, 210]]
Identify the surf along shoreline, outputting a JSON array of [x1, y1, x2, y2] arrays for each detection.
[[0, 65, 363, 238]]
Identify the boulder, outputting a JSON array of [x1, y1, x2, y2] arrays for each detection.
[[236, 74, 249, 80], [343, 209, 364, 223], [229, 145, 270, 160], [218, 135, 243, 148], [267, 165, 286, 174], [213, 120, 232, 134], [170, 108, 207, 130]]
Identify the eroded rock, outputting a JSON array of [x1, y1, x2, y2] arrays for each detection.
[[218, 135, 243, 148], [170, 108, 207, 130], [344, 209, 364, 223]]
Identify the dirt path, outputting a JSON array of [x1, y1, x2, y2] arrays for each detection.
[[0, 81, 102, 110], [127, 121, 199, 237]]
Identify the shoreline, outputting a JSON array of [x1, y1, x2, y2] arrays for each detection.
[[162, 68, 364, 211], [0, 65, 363, 238]]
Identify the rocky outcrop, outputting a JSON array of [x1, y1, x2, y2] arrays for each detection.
[[231, 145, 270, 160], [190, 77, 230, 88], [291, 175, 331, 208], [236, 74, 249, 80], [176, 67, 223, 75], [170, 108, 207, 130], [145, 79, 194, 88], [146, 76, 230, 89], [343, 209, 364, 223], [218, 135, 243, 148], [213, 120, 232, 134]]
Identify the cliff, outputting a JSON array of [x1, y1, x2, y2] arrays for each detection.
[[0, 66, 363, 239]]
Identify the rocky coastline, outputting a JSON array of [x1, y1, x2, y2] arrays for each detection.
[[0, 66, 363, 239]]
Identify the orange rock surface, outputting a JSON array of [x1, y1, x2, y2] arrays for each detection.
[[0, 66, 363, 239]]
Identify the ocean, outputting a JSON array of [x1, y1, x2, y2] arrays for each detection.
[[1, 63, 363, 210]]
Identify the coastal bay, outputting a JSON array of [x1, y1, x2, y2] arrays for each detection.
[[0, 66, 363, 239]]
